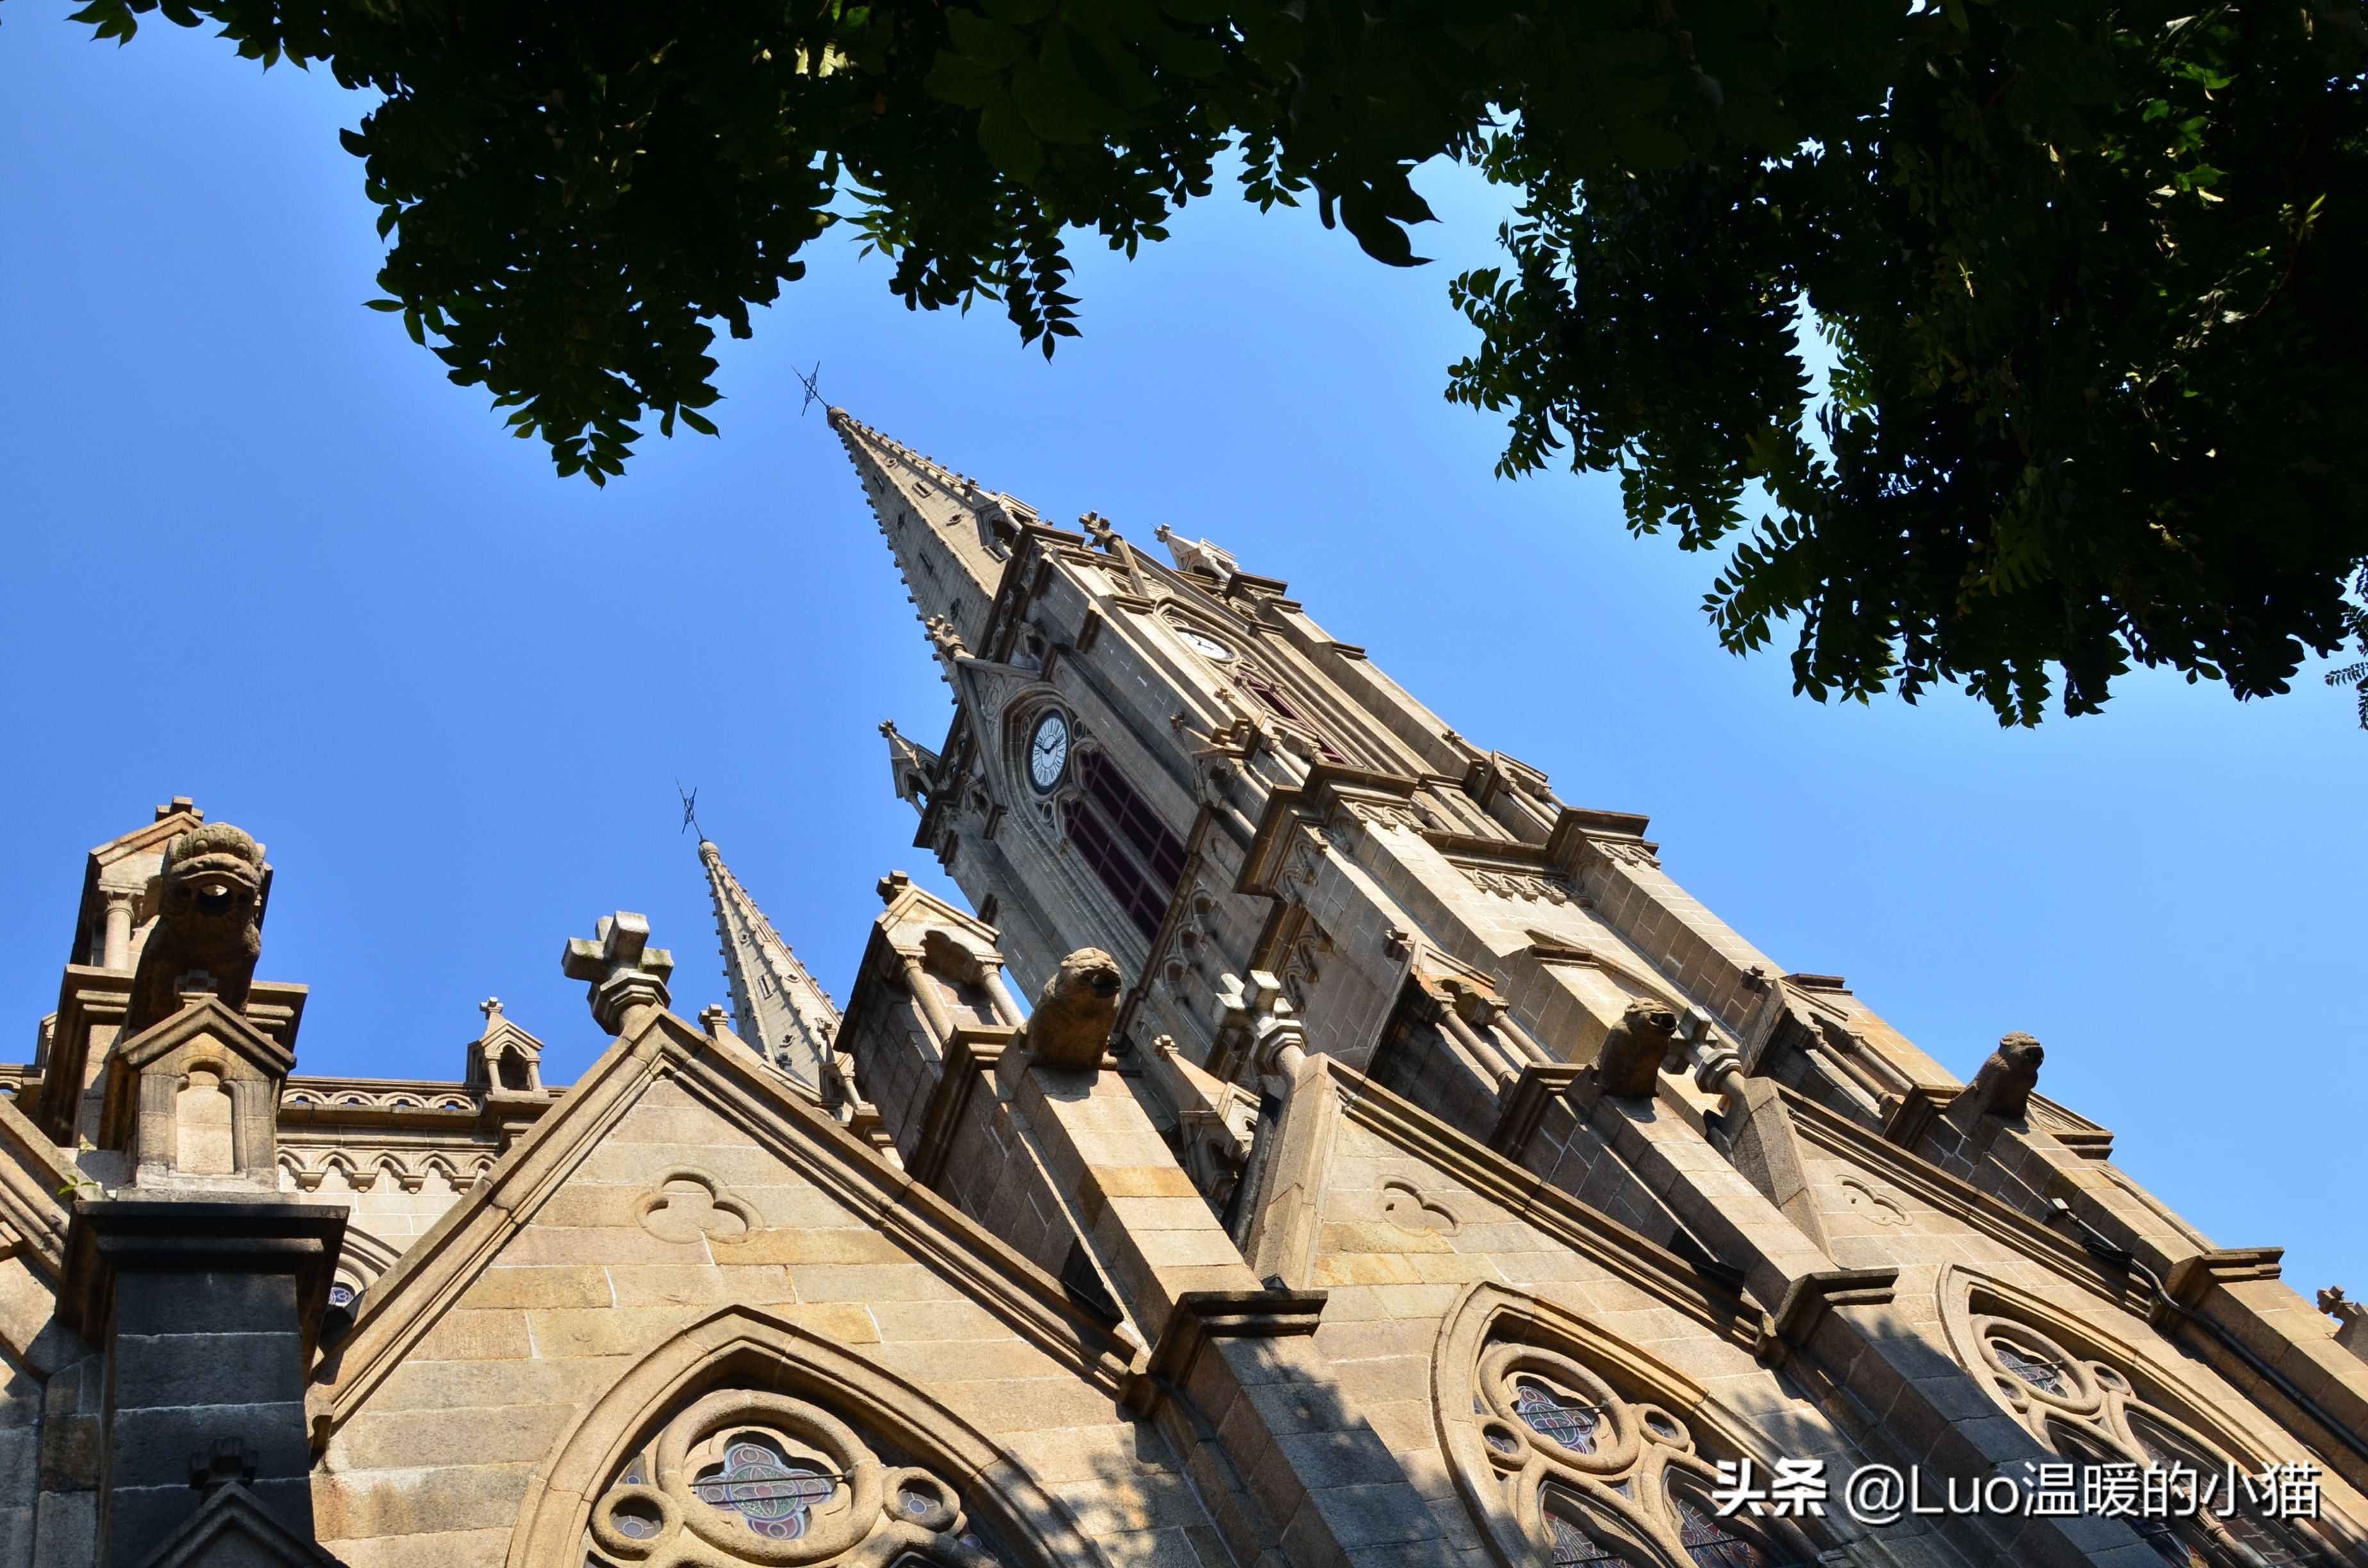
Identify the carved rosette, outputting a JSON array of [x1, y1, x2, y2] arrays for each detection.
[[587, 1390, 1001, 1568]]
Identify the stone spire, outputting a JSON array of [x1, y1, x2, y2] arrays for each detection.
[[697, 838, 839, 1095], [881, 719, 941, 814], [830, 407, 1029, 661]]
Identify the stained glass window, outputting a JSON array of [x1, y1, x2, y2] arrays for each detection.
[[1513, 1381, 1599, 1454], [1992, 1341, 2068, 1396], [691, 1439, 833, 1541], [1673, 1494, 1781, 1568], [1545, 1508, 1635, 1566], [1062, 797, 1167, 940], [1234, 675, 1344, 764], [1078, 751, 1188, 889], [2132, 1518, 2216, 1568]]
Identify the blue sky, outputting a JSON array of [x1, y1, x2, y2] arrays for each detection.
[[1, 3, 2359, 1296]]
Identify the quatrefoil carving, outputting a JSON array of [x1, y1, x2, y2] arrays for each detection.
[[636, 1170, 760, 1246], [1380, 1179, 1459, 1236]]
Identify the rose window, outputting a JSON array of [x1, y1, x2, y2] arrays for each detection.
[[689, 1439, 832, 1542], [1989, 1339, 2069, 1397], [585, 1389, 1002, 1568], [1515, 1380, 1602, 1454]]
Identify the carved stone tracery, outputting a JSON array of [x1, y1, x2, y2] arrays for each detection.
[[1941, 1268, 2334, 1568], [1435, 1286, 1823, 1568], [586, 1389, 999, 1568], [1466, 1344, 1813, 1568]]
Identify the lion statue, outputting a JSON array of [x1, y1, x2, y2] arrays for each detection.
[[1952, 1031, 2043, 1120], [1593, 997, 1679, 1097], [125, 822, 268, 1035], [1028, 948, 1123, 1070]]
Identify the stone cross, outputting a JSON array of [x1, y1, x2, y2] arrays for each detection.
[[480, 997, 502, 1022], [561, 913, 675, 1036]]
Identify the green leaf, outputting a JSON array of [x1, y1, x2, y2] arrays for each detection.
[[976, 95, 1046, 179], [925, 50, 1005, 108], [946, 9, 1030, 69]]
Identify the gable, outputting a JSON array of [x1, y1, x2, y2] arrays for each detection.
[[310, 1010, 1183, 1568]]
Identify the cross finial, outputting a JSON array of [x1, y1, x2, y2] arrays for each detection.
[[480, 997, 502, 1022], [796, 360, 825, 416], [677, 781, 703, 839], [561, 912, 676, 1036]]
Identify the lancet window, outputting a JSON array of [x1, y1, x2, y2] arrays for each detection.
[[1062, 749, 1185, 940], [1233, 673, 1344, 763], [584, 1389, 1005, 1568], [1957, 1291, 2328, 1568], [1465, 1343, 1820, 1568]]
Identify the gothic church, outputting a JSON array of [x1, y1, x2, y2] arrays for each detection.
[[0, 411, 2360, 1568]]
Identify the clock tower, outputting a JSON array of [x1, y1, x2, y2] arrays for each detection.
[[840, 405, 1814, 1128]]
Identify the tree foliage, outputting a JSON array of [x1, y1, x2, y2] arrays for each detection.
[[58, 0, 2368, 723]]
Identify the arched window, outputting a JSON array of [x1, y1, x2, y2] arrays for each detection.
[[1948, 1273, 2330, 1568], [1062, 750, 1185, 940], [1079, 750, 1186, 886], [584, 1389, 1013, 1567], [1234, 673, 1344, 763], [1471, 1346, 1816, 1568]]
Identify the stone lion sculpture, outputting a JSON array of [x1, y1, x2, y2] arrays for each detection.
[[1028, 948, 1123, 1070], [1593, 997, 1679, 1097], [126, 822, 268, 1036], [1953, 1031, 2043, 1120]]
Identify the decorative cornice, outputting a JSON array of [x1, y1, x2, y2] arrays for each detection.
[[1236, 763, 1422, 897], [61, 1198, 345, 1362]]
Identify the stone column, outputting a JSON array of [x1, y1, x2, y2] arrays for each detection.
[[100, 888, 139, 972], [60, 1199, 345, 1567]]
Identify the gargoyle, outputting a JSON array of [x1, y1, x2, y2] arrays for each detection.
[[1594, 997, 1679, 1097], [125, 822, 268, 1036], [1952, 1032, 2044, 1120], [1028, 948, 1122, 1070]]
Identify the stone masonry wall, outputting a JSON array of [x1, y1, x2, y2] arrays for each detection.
[[313, 1075, 1220, 1568]]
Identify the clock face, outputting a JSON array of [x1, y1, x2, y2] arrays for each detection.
[[1176, 627, 1234, 662], [1028, 711, 1071, 793]]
